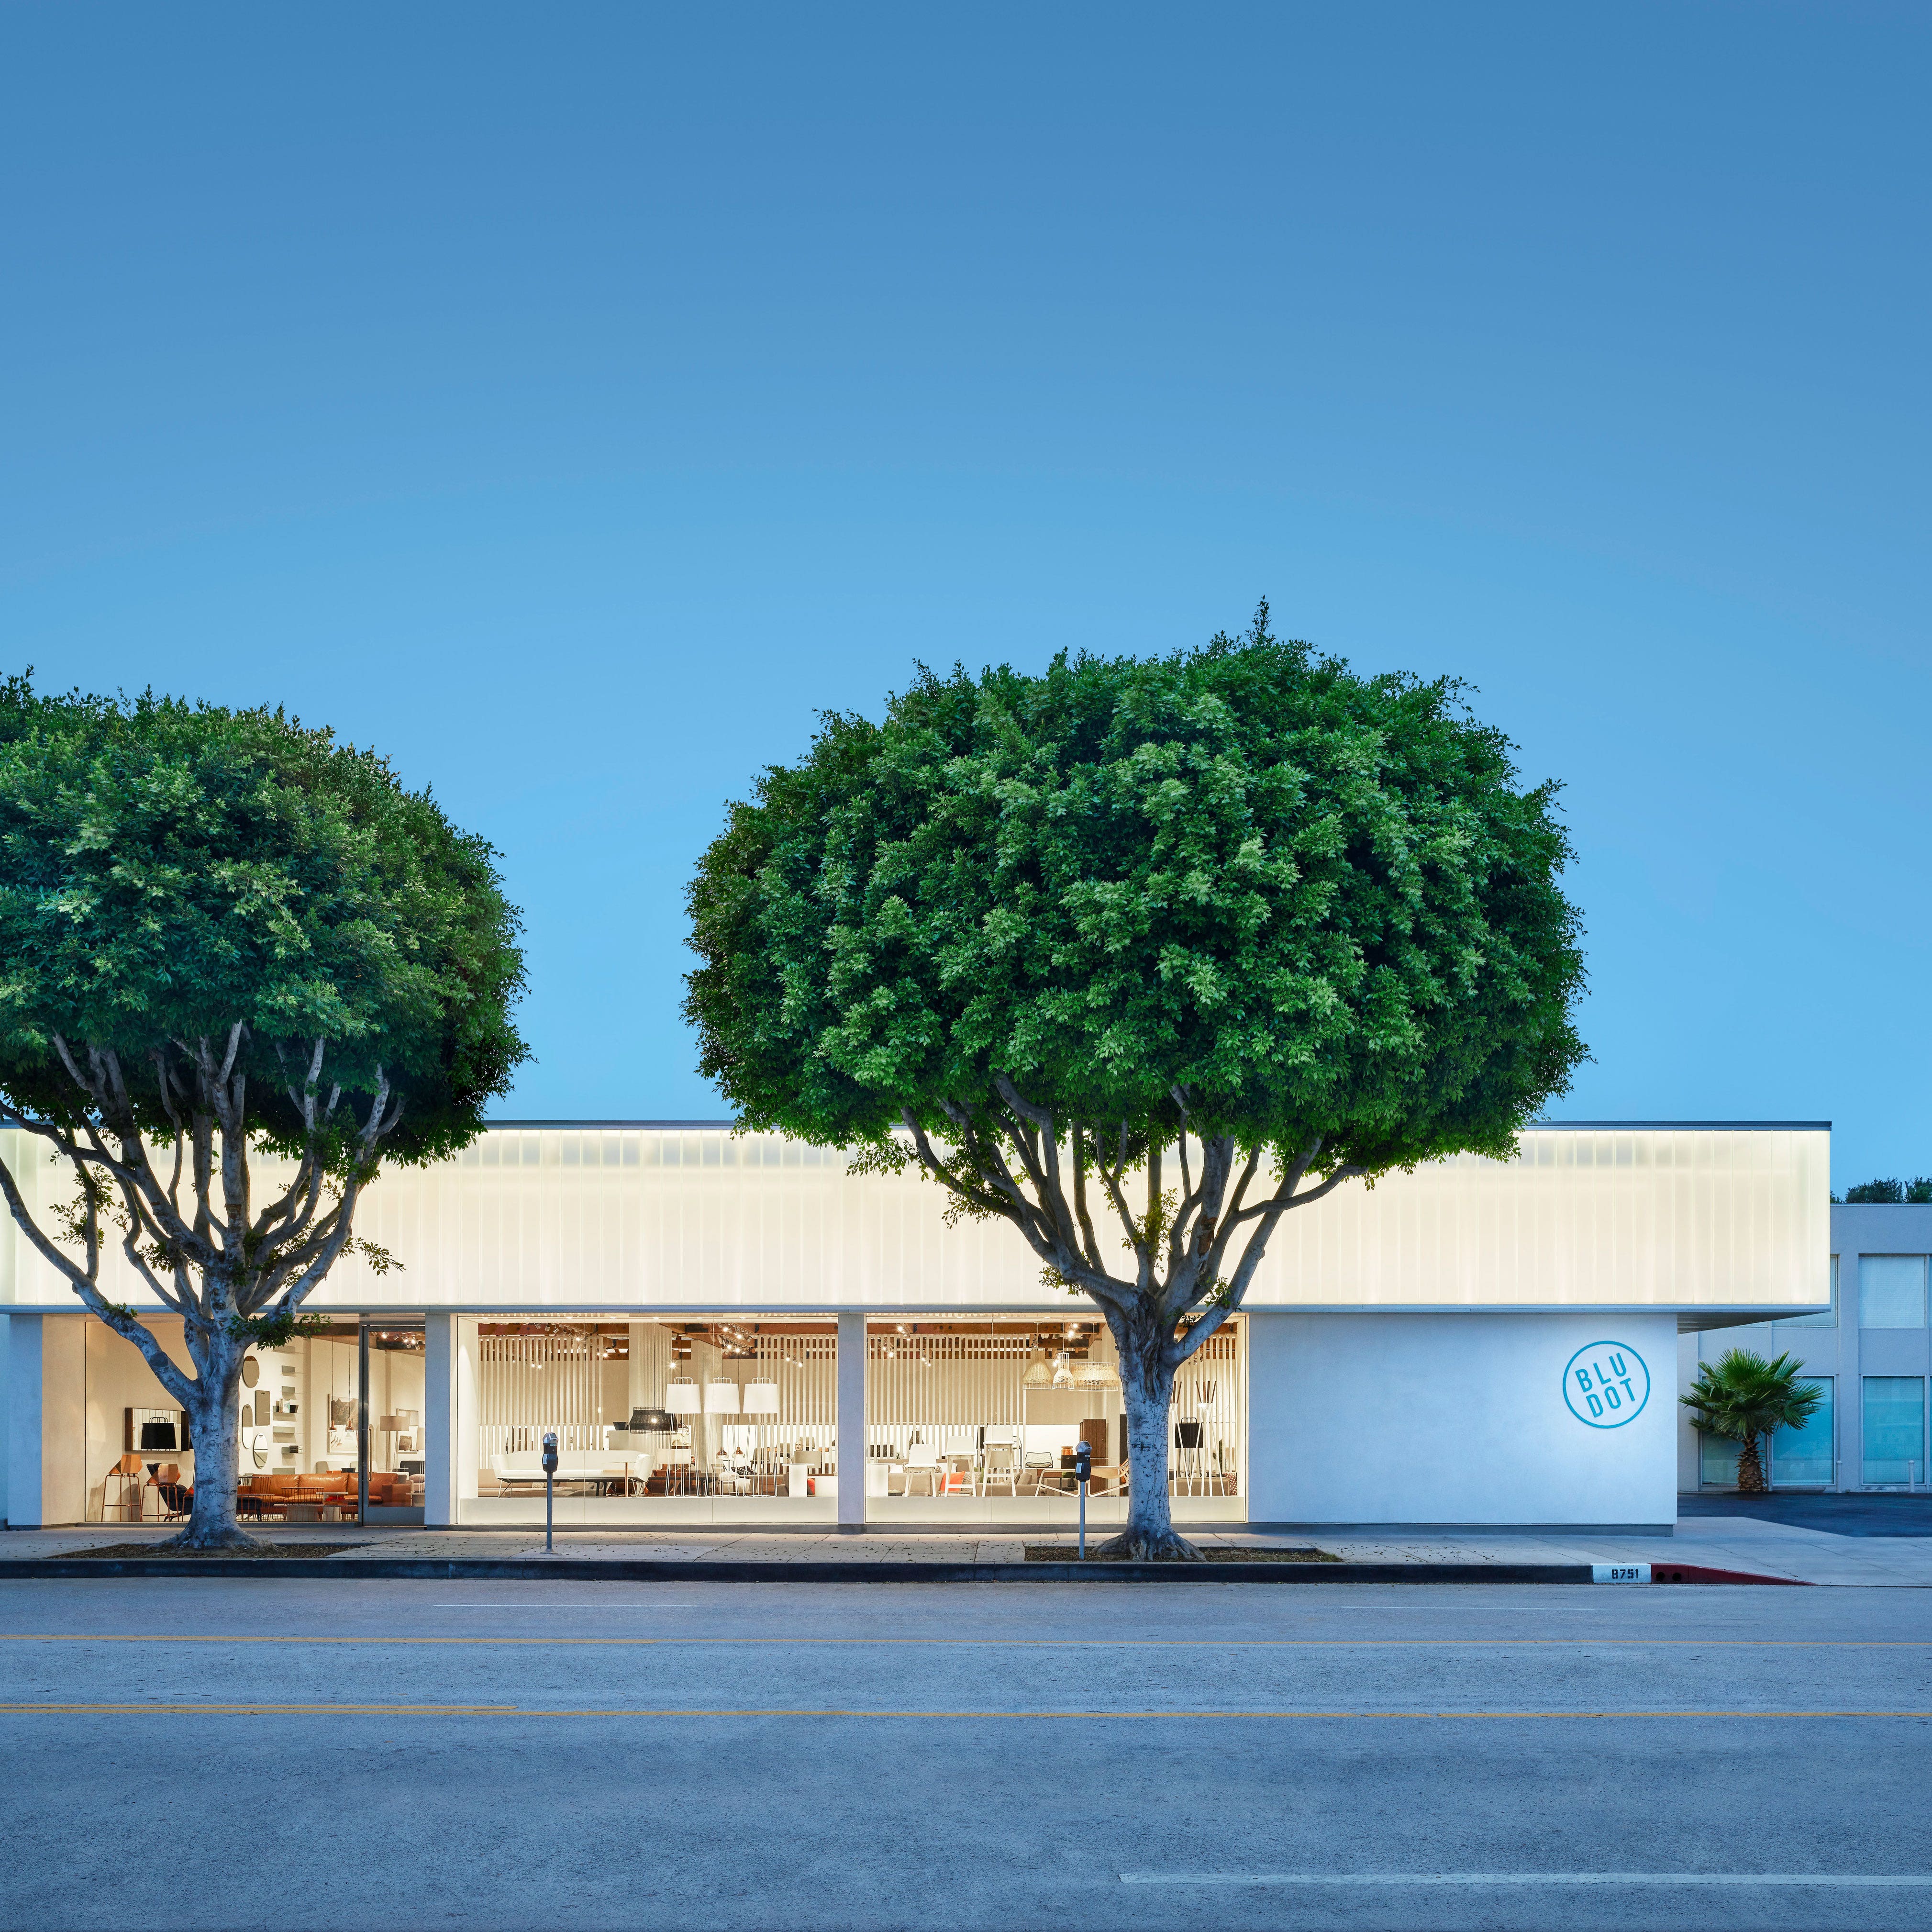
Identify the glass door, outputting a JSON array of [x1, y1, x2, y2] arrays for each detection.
[[361, 1323, 427, 1521]]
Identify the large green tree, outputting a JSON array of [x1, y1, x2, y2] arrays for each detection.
[[687, 608, 1587, 1557], [0, 676, 526, 1548]]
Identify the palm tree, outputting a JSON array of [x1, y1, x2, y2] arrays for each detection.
[[1681, 1349, 1823, 1493]]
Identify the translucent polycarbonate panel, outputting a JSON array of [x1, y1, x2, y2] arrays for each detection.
[[1769, 1377, 1833, 1485], [1858, 1256, 1928, 1329], [0, 1123, 1830, 1320], [1783, 1254, 1837, 1327], [1861, 1377, 1926, 1485]]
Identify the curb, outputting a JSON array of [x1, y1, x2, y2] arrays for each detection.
[[0, 1557, 1804, 1585]]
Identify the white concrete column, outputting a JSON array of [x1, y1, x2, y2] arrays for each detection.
[[835, 1310, 866, 1531], [423, 1313, 455, 1527], [6, 1315, 43, 1529], [455, 1317, 479, 1509]]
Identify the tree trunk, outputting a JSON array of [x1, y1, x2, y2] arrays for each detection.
[[1735, 1434, 1768, 1495], [1093, 1309, 1202, 1562], [165, 1325, 260, 1551]]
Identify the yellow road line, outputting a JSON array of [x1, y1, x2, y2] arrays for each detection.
[[1, 1633, 1926, 1650], [3, 1703, 1929, 1720]]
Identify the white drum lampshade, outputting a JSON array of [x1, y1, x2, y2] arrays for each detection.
[[743, 1380, 780, 1416], [664, 1376, 702, 1416], [705, 1379, 741, 1415], [1073, 1357, 1115, 1386]]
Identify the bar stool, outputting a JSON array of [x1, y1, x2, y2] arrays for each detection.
[[102, 1452, 145, 1522], [1172, 1420, 1207, 1496]]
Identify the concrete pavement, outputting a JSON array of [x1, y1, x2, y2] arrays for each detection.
[[9, 1513, 1932, 1584]]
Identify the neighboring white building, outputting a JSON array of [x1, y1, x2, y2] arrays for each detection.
[[1680, 1200, 1932, 1496], [1, 1120, 1831, 1535]]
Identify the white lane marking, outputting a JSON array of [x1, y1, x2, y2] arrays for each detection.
[[1121, 1873, 1932, 1887]]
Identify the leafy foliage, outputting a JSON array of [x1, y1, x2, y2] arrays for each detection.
[[0, 674, 527, 1167], [1682, 1348, 1822, 1451], [1838, 1178, 1932, 1205], [688, 609, 1586, 1181]]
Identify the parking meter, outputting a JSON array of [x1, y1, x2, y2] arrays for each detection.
[[1074, 1439, 1092, 1560], [542, 1430, 558, 1552]]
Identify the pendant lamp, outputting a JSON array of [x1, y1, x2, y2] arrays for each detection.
[[664, 1374, 702, 1416], [1073, 1356, 1116, 1386], [705, 1378, 741, 1415], [1021, 1350, 1053, 1387], [743, 1379, 780, 1416], [1051, 1353, 1074, 1388]]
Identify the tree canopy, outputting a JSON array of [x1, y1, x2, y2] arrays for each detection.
[[0, 674, 526, 1168], [688, 611, 1586, 1179]]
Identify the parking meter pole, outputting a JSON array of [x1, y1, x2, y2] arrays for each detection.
[[542, 1430, 559, 1554], [1075, 1440, 1091, 1560]]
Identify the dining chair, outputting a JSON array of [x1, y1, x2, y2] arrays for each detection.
[[979, 1435, 1020, 1496], [1021, 1450, 1056, 1496], [902, 1444, 942, 1497]]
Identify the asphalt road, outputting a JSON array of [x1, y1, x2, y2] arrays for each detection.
[[1, 1576, 1929, 1932], [1676, 1492, 1932, 1536]]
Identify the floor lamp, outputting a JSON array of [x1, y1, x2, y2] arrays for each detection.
[[743, 1376, 779, 1486], [705, 1376, 739, 1491], [664, 1375, 701, 1492]]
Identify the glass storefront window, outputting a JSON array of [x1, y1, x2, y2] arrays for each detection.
[[463, 1315, 837, 1523], [1862, 1377, 1926, 1487], [80, 1313, 426, 1527], [863, 1317, 1244, 1521], [1769, 1377, 1834, 1485]]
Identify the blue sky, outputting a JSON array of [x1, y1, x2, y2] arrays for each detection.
[[3, 6, 1925, 1187]]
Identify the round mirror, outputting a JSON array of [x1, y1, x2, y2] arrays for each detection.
[[241, 1358, 260, 1389], [252, 1442, 267, 1469]]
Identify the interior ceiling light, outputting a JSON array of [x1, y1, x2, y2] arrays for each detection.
[[1051, 1353, 1074, 1387], [1022, 1350, 1054, 1387]]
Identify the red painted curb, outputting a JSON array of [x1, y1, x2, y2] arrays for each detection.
[[1653, 1563, 1808, 1586]]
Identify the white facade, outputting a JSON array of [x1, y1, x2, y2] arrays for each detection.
[[0, 1120, 1831, 1532]]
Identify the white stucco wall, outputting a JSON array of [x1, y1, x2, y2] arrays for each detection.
[[1245, 1310, 1678, 1530]]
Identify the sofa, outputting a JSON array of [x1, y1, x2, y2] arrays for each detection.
[[488, 1450, 651, 1494]]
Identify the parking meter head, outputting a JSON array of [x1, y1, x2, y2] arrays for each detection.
[[541, 1431, 558, 1474], [1075, 1440, 1091, 1484]]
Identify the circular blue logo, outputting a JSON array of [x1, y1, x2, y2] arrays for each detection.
[[1563, 1341, 1650, 1429]]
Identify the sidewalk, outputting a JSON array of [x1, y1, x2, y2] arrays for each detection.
[[7, 1516, 1931, 1583]]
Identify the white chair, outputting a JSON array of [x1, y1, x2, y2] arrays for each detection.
[[979, 1430, 1020, 1496], [902, 1444, 942, 1497], [1022, 1450, 1056, 1496]]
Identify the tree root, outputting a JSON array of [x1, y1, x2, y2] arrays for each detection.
[[1092, 1527, 1206, 1563], [155, 1524, 267, 1555]]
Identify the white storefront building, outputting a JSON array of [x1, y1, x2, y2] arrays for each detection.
[[1, 1120, 1830, 1535]]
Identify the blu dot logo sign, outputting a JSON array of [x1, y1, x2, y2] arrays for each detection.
[[1563, 1341, 1650, 1428]]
